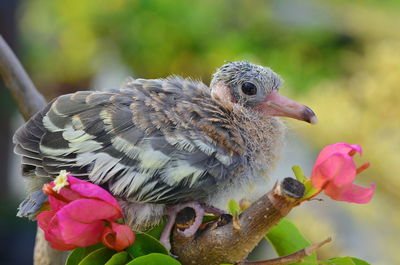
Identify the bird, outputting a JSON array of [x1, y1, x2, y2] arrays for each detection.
[[13, 61, 317, 250]]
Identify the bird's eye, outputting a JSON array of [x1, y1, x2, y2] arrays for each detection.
[[241, 82, 257, 96]]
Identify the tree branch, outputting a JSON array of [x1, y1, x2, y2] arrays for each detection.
[[0, 35, 63, 265], [172, 178, 306, 265], [0, 35, 46, 120], [242, 237, 331, 265]]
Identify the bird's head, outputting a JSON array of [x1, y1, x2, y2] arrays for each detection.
[[210, 61, 317, 124]]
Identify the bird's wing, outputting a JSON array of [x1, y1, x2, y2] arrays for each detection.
[[14, 77, 247, 204]]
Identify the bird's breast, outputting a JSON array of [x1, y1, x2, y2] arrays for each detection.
[[206, 111, 286, 209]]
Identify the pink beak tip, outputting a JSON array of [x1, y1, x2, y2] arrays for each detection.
[[303, 106, 318, 125], [310, 115, 318, 125]]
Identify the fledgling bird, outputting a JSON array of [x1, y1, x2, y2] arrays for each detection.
[[13, 61, 317, 250]]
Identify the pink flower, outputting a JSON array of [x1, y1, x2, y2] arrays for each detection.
[[310, 143, 374, 203], [102, 222, 135, 251], [37, 171, 135, 251]]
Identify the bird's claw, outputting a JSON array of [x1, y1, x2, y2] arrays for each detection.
[[160, 201, 222, 251]]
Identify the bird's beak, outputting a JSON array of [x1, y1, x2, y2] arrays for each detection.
[[259, 91, 318, 124]]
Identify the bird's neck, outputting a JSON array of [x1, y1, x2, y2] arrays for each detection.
[[232, 105, 286, 176], [207, 106, 286, 210]]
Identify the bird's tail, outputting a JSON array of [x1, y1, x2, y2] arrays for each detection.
[[17, 190, 48, 219]]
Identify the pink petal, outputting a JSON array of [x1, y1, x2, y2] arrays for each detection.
[[315, 143, 362, 168], [37, 210, 56, 231], [57, 187, 84, 202], [58, 198, 122, 223], [46, 229, 77, 250], [48, 195, 69, 211], [49, 198, 121, 247], [102, 222, 135, 251], [38, 211, 77, 250], [332, 183, 375, 204], [47, 238, 77, 250], [67, 176, 121, 210], [65, 175, 92, 186], [39, 176, 127, 250], [45, 222, 77, 251], [58, 218, 105, 247], [311, 153, 356, 189], [41, 199, 121, 248]]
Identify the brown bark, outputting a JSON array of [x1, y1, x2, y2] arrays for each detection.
[[0, 35, 46, 120]]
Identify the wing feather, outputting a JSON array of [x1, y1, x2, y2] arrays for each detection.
[[13, 76, 247, 204]]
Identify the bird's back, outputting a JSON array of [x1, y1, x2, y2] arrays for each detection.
[[14, 77, 248, 208]]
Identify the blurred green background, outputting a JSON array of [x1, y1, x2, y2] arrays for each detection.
[[1, 0, 399, 264]]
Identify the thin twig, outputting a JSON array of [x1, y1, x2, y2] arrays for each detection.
[[0, 35, 46, 119], [242, 237, 332, 265]]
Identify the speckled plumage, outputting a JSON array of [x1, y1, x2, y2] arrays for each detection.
[[14, 61, 314, 231]]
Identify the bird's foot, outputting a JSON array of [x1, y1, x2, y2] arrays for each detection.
[[200, 203, 227, 216], [160, 212, 176, 251], [161, 201, 223, 251]]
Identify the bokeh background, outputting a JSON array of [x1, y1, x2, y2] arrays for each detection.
[[1, 0, 399, 264]]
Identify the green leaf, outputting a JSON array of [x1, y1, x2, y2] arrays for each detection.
[[326, 257, 356, 265], [203, 214, 219, 223], [291, 166, 320, 199], [125, 253, 181, 265], [350, 257, 371, 265], [292, 165, 306, 183], [318, 257, 370, 265], [145, 218, 167, 240], [77, 247, 116, 265], [66, 248, 86, 265], [265, 218, 316, 265], [104, 251, 131, 265], [227, 199, 240, 216], [66, 243, 104, 265], [126, 233, 168, 259], [303, 179, 319, 198]]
